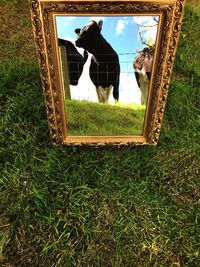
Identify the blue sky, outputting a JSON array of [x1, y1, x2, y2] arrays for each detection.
[[56, 16, 143, 52], [55, 16, 159, 104], [55, 16, 158, 59]]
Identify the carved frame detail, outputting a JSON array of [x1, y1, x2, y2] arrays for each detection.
[[29, 0, 185, 146]]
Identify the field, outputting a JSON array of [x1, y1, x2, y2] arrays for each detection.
[[65, 100, 145, 135], [0, 1, 200, 266]]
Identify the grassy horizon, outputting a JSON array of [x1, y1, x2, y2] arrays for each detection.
[[0, 1, 200, 266]]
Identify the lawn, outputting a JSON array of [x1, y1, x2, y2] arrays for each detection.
[[65, 100, 145, 135], [0, 1, 200, 266]]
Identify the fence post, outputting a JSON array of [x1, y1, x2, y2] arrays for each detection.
[[59, 46, 71, 100]]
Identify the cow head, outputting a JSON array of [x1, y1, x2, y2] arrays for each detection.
[[75, 20, 103, 52], [58, 38, 88, 86], [133, 47, 154, 73], [133, 46, 155, 104]]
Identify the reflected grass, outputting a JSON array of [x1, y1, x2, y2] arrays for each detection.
[[65, 100, 146, 135]]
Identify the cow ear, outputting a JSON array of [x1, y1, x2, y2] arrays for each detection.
[[75, 28, 81, 35], [98, 20, 103, 31]]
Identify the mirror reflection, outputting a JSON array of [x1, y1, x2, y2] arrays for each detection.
[[55, 15, 159, 136]]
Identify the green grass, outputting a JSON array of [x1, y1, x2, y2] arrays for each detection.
[[66, 100, 145, 135], [0, 1, 200, 266]]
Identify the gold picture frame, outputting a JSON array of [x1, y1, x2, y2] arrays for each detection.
[[29, 0, 185, 146]]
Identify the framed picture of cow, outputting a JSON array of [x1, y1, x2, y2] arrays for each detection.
[[29, 0, 185, 146]]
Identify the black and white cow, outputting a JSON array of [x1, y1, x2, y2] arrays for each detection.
[[58, 38, 88, 86], [133, 47, 154, 105], [75, 20, 120, 103]]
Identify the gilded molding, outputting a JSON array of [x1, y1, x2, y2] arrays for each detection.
[[149, 0, 185, 144], [29, 0, 62, 144], [29, 0, 185, 146]]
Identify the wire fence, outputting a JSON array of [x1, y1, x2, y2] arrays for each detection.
[[61, 52, 142, 103]]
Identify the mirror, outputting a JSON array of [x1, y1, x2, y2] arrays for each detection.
[[29, 0, 185, 146], [56, 15, 159, 136]]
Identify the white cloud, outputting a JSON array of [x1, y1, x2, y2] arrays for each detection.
[[115, 19, 129, 35], [132, 16, 159, 45], [132, 16, 158, 26], [143, 26, 158, 44]]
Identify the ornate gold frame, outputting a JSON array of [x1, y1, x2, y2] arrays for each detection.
[[29, 0, 185, 146]]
